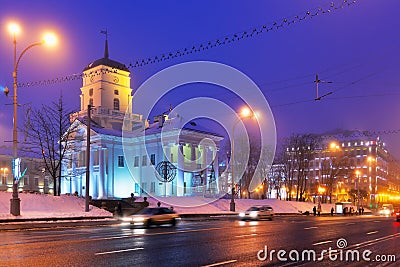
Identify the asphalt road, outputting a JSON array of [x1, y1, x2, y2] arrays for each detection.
[[0, 215, 399, 267]]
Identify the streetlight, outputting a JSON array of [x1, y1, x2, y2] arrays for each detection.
[[355, 170, 361, 211], [367, 156, 377, 209], [7, 22, 57, 216], [230, 107, 258, 211]]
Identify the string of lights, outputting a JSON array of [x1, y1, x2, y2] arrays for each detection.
[[17, 0, 359, 88]]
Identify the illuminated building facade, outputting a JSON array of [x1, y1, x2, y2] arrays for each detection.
[[0, 146, 53, 194], [61, 41, 222, 199]]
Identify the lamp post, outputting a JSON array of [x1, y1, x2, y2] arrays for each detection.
[[367, 156, 376, 209], [230, 107, 258, 212], [355, 170, 361, 211], [7, 22, 57, 216]]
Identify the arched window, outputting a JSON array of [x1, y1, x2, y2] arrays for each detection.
[[89, 88, 93, 96], [113, 98, 120, 110]]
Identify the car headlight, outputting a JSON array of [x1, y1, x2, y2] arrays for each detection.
[[239, 212, 245, 217], [132, 217, 146, 222], [250, 211, 258, 218], [121, 217, 133, 222]]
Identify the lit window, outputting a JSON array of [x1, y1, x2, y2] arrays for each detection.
[[113, 98, 120, 110], [135, 183, 140, 194], [118, 156, 124, 167], [141, 182, 147, 193]]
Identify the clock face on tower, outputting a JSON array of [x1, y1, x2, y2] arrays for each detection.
[[113, 76, 119, 83]]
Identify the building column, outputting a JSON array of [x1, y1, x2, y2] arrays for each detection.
[[177, 144, 184, 196], [213, 147, 219, 194], [89, 149, 97, 199], [190, 144, 197, 195], [98, 148, 105, 199], [201, 145, 208, 188], [163, 144, 172, 196]]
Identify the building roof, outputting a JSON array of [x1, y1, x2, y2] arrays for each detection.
[[83, 57, 130, 72], [83, 38, 130, 72], [74, 117, 223, 140]]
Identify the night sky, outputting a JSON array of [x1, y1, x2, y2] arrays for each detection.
[[1, 0, 400, 157]]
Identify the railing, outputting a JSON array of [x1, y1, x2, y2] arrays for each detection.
[[70, 107, 142, 122]]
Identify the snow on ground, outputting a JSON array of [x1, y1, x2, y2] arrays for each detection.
[[0, 192, 365, 219], [0, 192, 112, 219], [135, 196, 340, 215]]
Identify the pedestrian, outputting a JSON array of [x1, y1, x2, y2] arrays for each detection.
[[317, 204, 321, 216], [143, 197, 149, 207], [361, 207, 364, 215], [117, 201, 123, 217], [331, 207, 334, 216], [157, 201, 161, 207], [313, 206, 317, 216]]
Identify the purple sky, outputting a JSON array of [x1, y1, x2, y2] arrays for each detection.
[[1, 0, 400, 157]]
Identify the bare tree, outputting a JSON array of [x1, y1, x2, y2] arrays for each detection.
[[221, 133, 274, 199], [268, 162, 285, 199], [319, 142, 350, 203], [279, 134, 319, 201], [23, 96, 77, 196]]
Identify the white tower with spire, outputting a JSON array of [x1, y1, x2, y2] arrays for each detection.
[[75, 34, 141, 130]]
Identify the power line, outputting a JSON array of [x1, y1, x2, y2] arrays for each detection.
[[17, 0, 359, 88]]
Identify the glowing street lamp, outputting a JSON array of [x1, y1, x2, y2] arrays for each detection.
[[355, 170, 361, 211], [7, 22, 58, 216], [329, 142, 340, 150], [230, 107, 259, 211]]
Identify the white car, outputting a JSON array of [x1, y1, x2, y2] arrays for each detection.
[[379, 204, 394, 216], [239, 205, 274, 221]]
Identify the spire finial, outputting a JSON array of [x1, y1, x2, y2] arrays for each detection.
[[100, 29, 109, 59]]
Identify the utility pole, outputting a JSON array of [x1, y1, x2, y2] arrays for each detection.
[[314, 73, 333, 101], [85, 105, 91, 212]]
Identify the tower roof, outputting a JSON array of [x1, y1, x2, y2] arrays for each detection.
[[83, 57, 130, 72], [83, 35, 130, 72]]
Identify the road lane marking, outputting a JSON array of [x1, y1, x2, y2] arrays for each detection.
[[313, 240, 332, 246], [304, 226, 318, 230], [366, 231, 378, 235], [202, 259, 237, 267], [234, 233, 257, 238], [95, 247, 144, 255]]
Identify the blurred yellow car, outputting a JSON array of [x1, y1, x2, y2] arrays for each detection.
[[122, 207, 180, 227]]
